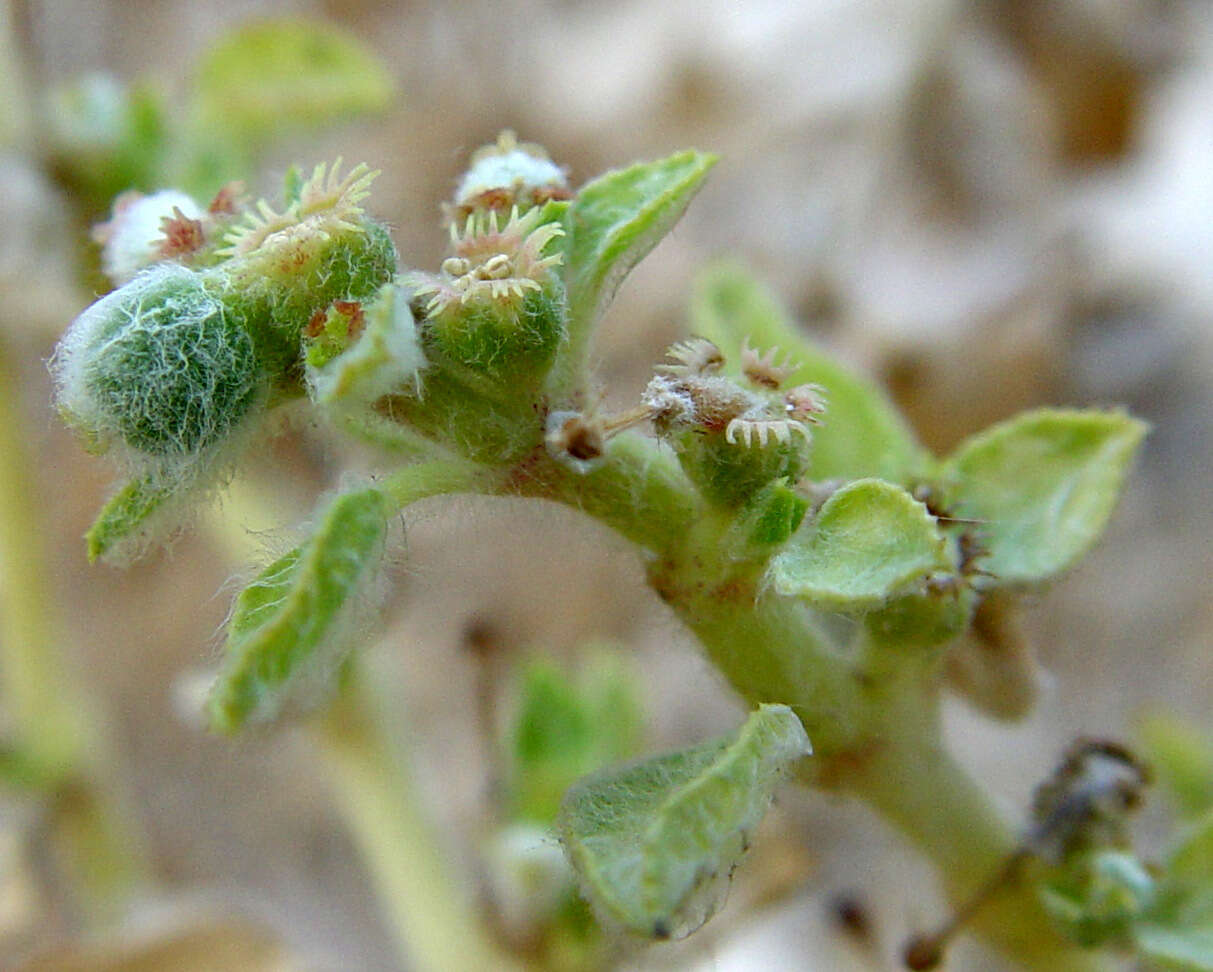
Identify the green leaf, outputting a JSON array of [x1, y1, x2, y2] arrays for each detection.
[[558, 704, 810, 939], [508, 653, 644, 824], [566, 151, 717, 335], [735, 479, 809, 549], [1173, 814, 1213, 881], [85, 476, 175, 564], [1160, 811, 1213, 926], [207, 487, 390, 733], [690, 263, 924, 482], [1135, 924, 1213, 970], [1138, 714, 1213, 820], [191, 19, 394, 144], [0, 741, 61, 791], [941, 409, 1147, 585], [307, 282, 426, 406], [768, 479, 952, 612], [1039, 850, 1155, 947]]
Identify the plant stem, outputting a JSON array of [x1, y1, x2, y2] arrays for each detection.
[[0, 337, 144, 923], [846, 723, 1108, 971], [521, 435, 1108, 970], [380, 456, 488, 513], [314, 672, 521, 972], [506, 432, 701, 553]]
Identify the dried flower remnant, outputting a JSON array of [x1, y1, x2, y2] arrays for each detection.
[[740, 338, 796, 390], [644, 338, 823, 448], [451, 130, 572, 220], [902, 739, 1150, 969], [94, 189, 206, 285], [156, 206, 206, 260]]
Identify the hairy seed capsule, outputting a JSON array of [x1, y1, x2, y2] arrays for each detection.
[[53, 264, 262, 458]]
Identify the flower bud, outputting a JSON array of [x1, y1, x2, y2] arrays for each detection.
[[52, 263, 263, 462], [217, 161, 398, 375], [409, 206, 565, 389], [94, 189, 205, 286], [451, 131, 571, 220], [642, 339, 821, 507]]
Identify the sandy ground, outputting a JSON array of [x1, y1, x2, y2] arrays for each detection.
[[2, 1, 1211, 969]]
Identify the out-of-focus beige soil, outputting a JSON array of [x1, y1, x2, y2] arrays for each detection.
[[2, 2, 1210, 969]]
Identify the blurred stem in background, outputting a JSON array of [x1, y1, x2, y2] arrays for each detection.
[[0, 336, 147, 925], [316, 672, 523, 972]]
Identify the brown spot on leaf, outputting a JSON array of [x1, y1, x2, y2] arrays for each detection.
[[305, 308, 327, 338]]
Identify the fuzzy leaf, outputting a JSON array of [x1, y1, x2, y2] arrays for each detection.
[[508, 654, 643, 824], [567, 151, 716, 332], [207, 487, 389, 733], [1162, 811, 1213, 924], [85, 476, 175, 564], [768, 479, 951, 611], [307, 282, 426, 406], [558, 704, 810, 940], [192, 19, 393, 142], [941, 409, 1147, 585], [1134, 925, 1213, 970], [690, 263, 924, 482], [1138, 715, 1213, 820]]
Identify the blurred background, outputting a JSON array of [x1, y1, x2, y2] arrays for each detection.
[[1, 0, 1211, 969]]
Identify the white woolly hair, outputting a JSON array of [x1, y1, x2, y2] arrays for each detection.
[[53, 263, 263, 467], [54, 264, 193, 445], [455, 133, 568, 208], [90, 410, 270, 568], [53, 264, 268, 563], [99, 190, 203, 286]]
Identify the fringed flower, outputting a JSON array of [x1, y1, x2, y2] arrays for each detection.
[[218, 159, 378, 259], [412, 206, 564, 319]]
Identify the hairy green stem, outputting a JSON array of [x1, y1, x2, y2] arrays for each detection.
[[509, 432, 1108, 970], [0, 337, 144, 922], [506, 432, 701, 552], [381, 456, 488, 513], [314, 673, 521, 972]]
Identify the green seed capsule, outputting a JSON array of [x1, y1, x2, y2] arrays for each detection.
[[54, 264, 262, 457]]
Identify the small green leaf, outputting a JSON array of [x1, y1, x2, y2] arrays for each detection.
[[567, 151, 717, 334], [207, 487, 390, 733], [0, 741, 61, 791], [508, 653, 643, 824], [742, 479, 810, 548], [768, 479, 952, 612], [1134, 924, 1213, 970], [690, 263, 924, 482], [1162, 811, 1213, 924], [1039, 850, 1155, 947], [941, 409, 1147, 585], [85, 476, 175, 564], [558, 704, 810, 939], [307, 282, 426, 406], [191, 19, 394, 144], [1138, 714, 1213, 820]]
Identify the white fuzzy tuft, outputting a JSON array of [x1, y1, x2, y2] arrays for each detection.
[[97, 190, 204, 286], [454, 132, 568, 210]]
